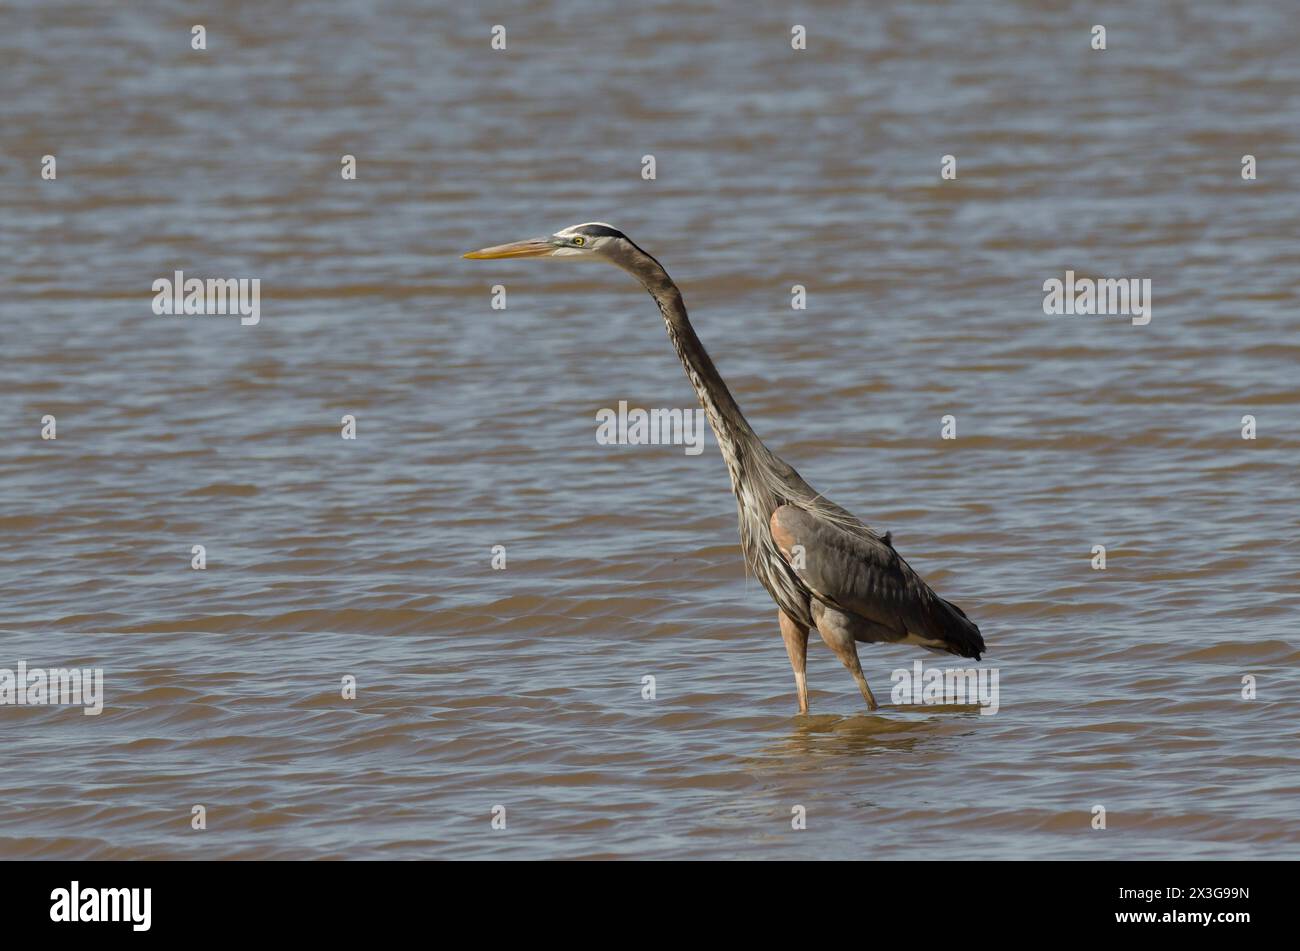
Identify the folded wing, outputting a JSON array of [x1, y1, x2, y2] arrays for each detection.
[[770, 504, 984, 659]]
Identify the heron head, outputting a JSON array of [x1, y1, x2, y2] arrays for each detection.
[[463, 222, 642, 265]]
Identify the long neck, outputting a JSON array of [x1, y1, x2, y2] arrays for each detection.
[[627, 257, 758, 459], [622, 252, 818, 629]]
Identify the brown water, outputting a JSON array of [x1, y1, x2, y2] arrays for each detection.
[[2, 1, 1298, 859]]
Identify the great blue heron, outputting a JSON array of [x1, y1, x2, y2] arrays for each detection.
[[465, 223, 985, 714]]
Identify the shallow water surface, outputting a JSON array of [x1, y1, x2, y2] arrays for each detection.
[[1, 1, 1298, 859]]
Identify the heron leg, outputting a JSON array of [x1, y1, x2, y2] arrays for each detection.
[[778, 611, 810, 714], [812, 604, 879, 711]]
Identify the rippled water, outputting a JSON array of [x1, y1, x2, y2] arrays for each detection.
[[2, 1, 1298, 859]]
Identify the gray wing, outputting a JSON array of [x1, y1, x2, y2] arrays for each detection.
[[770, 504, 985, 659]]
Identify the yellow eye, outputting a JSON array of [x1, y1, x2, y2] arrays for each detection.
[[572, 236, 585, 246]]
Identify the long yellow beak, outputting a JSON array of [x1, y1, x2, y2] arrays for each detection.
[[463, 238, 555, 260]]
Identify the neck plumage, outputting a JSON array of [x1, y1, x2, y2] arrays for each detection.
[[627, 258, 758, 462], [623, 252, 818, 629]]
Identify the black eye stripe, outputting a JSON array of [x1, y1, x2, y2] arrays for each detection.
[[571, 225, 625, 238]]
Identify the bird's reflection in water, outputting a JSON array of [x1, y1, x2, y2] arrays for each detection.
[[759, 704, 986, 760]]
